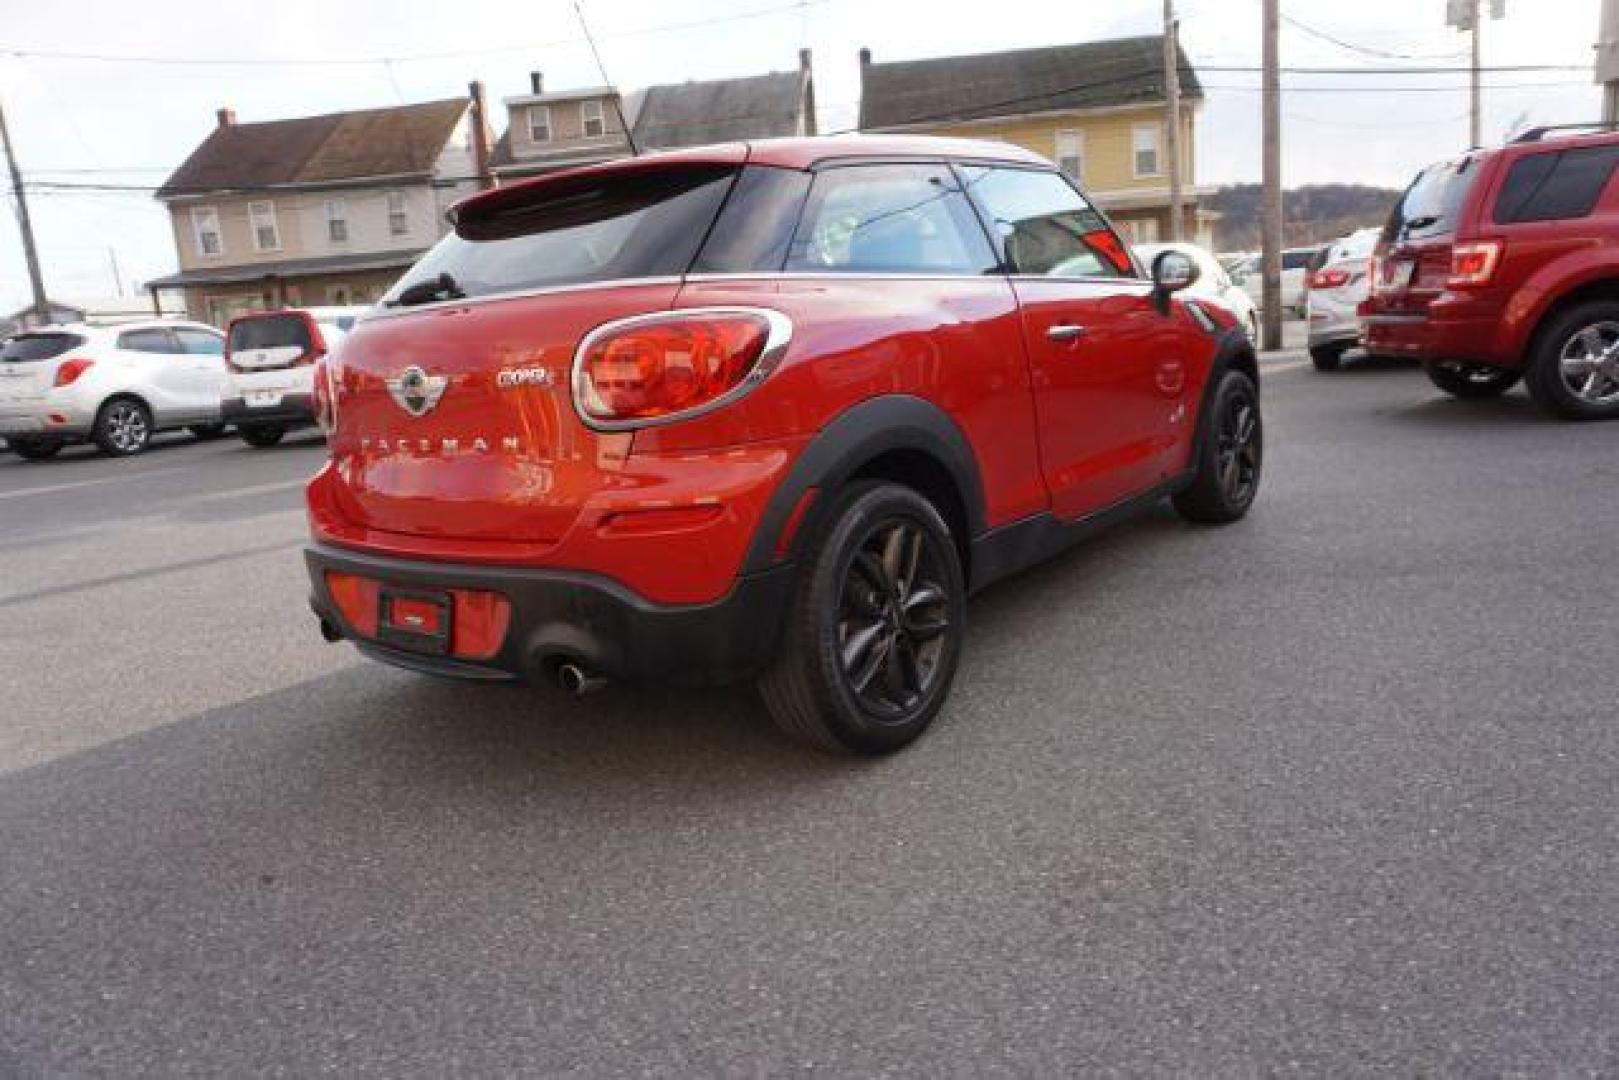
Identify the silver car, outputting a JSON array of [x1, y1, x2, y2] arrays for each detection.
[[0, 320, 229, 459]]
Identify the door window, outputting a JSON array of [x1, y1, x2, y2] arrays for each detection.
[[174, 329, 225, 355], [959, 166, 1136, 278], [116, 328, 183, 354], [785, 164, 995, 275], [1493, 145, 1619, 224]]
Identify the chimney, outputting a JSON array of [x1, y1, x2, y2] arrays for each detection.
[[467, 80, 495, 190], [530, 71, 544, 95], [216, 107, 236, 128], [859, 48, 871, 68]]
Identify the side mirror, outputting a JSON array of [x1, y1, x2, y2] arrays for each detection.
[[1151, 249, 1200, 313]]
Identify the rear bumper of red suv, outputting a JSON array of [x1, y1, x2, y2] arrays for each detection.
[[1361, 297, 1510, 367], [305, 542, 793, 687]]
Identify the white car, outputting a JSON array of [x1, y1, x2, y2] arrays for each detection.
[[1230, 246, 1321, 318], [224, 306, 365, 447], [1305, 227, 1381, 370], [0, 320, 228, 459], [1135, 242, 1259, 341]]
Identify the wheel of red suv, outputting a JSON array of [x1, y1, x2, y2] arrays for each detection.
[[1310, 344, 1345, 371], [1424, 360, 1520, 399], [1173, 368, 1263, 525], [9, 437, 64, 461], [1524, 300, 1619, 420], [758, 481, 965, 755], [239, 423, 286, 448], [93, 397, 152, 456]]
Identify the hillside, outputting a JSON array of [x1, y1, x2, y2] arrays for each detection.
[[1205, 184, 1403, 252]]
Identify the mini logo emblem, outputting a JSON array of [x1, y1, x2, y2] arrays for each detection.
[[496, 366, 554, 389], [385, 366, 448, 417]]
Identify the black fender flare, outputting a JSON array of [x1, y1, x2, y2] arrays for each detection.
[[741, 394, 987, 574], [1189, 326, 1260, 457]]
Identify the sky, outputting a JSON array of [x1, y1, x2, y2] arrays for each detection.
[[0, 0, 1604, 311]]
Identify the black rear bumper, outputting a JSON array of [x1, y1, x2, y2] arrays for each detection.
[[223, 394, 316, 427], [305, 542, 795, 687]]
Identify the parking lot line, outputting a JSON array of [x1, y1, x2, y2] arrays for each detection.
[[0, 465, 188, 502]]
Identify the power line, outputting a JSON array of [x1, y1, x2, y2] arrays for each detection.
[[1280, 13, 1467, 62]]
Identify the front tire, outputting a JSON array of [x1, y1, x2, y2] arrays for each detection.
[[238, 423, 286, 448], [1523, 300, 1619, 420], [1174, 369, 1263, 525], [1310, 343, 1346, 371], [1424, 360, 1520, 399], [9, 437, 64, 460], [93, 398, 152, 456], [758, 482, 965, 755]]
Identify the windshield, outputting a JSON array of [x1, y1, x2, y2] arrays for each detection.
[[228, 314, 312, 353], [383, 165, 737, 305], [1383, 156, 1480, 243], [1, 332, 85, 362]]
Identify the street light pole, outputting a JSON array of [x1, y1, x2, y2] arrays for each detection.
[[1164, 0, 1184, 243], [1261, 0, 1282, 351], [1469, 0, 1482, 146], [0, 92, 49, 322]]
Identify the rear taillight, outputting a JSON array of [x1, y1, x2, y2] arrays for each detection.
[[312, 358, 334, 431], [1449, 241, 1502, 287], [1309, 269, 1351, 289], [54, 358, 95, 387], [294, 345, 326, 368], [572, 308, 790, 430]]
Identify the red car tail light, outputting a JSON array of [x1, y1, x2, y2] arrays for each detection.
[[571, 308, 791, 430], [312, 358, 334, 431], [53, 358, 95, 387], [1449, 241, 1502, 287], [1309, 269, 1351, 290]]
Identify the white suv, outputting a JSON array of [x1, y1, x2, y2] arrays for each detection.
[[224, 307, 364, 447], [0, 320, 228, 459]]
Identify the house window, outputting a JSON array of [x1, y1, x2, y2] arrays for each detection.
[[1132, 124, 1162, 178], [386, 190, 409, 236], [529, 105, 552, 143], [248, 200, 280, 251], [329, 285, 353, 305], [581, 99, 605, 138], [190, 206, 223, 257], [325, 198, 348, 244], [1055, 130, 1084, 183]]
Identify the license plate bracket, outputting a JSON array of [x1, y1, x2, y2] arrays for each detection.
[[377, 586, 452, 655]]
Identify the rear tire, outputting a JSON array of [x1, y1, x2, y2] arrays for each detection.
[[1174, 369, 1263, 525], [758, 481, 965, 755], [93, 398, 152, 456], [1310, 344, 1346, 371], [9, 437, 64, 461], [1523, 299, 1619, 420], [238, 423, 286, 448], [188, 423, 227, 440], [1424, 360, 1521, 399]]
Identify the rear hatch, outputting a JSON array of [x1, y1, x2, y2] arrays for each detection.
[[1368, 153, 1483, 314], [228, 312, 322, 372], [0, 331, 88, 400], [325, 160, 741, 545]]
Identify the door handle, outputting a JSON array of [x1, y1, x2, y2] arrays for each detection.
[[1046, 324, 1086, 342]]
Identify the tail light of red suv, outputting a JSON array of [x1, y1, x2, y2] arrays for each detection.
[[570, 308, 792, 430], [1448, 241, 1502, 287]]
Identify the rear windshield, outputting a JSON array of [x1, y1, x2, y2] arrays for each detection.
[[1383, 156, 1481, 243], [383, 165, 736, 305], [229, 315, 312, 352], [1, 333, 85, 362]]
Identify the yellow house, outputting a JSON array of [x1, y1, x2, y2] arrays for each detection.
[[859, 36, 1210, 246]]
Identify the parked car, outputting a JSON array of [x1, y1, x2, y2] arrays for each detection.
[[1136, 242, 1259, 341], [225, 306, 366, 446], [303, 136, 1264, 754], [1305, 227, 1382, 370], [1362, 124, 1619, 419], [1231, 246, 1320, 317], [0, 320, 228, 459]]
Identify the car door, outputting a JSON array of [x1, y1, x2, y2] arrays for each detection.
[[961, 165, 1188, 519], [173, 327, 229, 418], [114, 327, 192, 422]]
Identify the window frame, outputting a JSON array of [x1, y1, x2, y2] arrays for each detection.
[[248, 200, 281, 252], [1054, 129, 1084, 184], [528, 104, 552, 143], [1132, 123, 1163, 179], [190, 205, 223, 258], [954, 161, 1145, 282], [386, 189, 409, 236], [325, 197, 349, 245], [581, 99, 606, 138]]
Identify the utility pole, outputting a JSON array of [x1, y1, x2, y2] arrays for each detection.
[[1164, 0, 1183, 243], [1598, 0, 1619, 122], [1260, 0, 1282, 351], [1469, 0, 1482, 147], [0, 93, 49, 322]]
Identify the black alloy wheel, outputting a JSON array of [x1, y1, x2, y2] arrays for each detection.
[[836, 518, 953, 721]]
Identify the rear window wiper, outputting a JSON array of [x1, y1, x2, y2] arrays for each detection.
[[1399, 214, 1439, 239], [389, 272, 466, 307]]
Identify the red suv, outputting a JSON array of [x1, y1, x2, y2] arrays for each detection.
[[304, 136, 1262, 753], [1362, 124, 1619, 419]]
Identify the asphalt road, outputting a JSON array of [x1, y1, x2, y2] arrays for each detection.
[[3, 350, 1617, 1075]]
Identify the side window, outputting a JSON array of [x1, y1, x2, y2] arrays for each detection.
[[116, 328, 181, 354], [1494, 146, 1619, 224], [959, 166, 1136, 278], [785, 164, 996, 275], [174, 329, 225, 356]]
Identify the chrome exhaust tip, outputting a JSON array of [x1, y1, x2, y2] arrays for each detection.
[[556, 662, 607, 697]]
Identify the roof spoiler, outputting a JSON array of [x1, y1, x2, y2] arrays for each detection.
[[1510, 122, 1619, 144]]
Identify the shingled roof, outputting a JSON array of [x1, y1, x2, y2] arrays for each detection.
[[157, 98, 468, 198], [859, 35, 1201, 131], [630, 71, 808, 150]]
